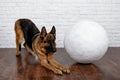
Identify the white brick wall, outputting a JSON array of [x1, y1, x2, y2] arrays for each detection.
[[0, 0, 120, 48]]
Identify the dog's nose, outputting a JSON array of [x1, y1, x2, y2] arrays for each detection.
[[52, 48, 56, 52]]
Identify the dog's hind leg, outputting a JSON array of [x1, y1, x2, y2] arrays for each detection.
[[15, 30, 23, 57], [15, 20, 24, 57]]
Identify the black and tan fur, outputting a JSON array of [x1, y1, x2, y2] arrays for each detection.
[[14, 19, 70, 74]]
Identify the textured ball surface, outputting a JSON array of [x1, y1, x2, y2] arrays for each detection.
[[64, 20, 108, 63]]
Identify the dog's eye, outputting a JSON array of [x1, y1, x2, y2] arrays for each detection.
[[44, 41, 47, 43]]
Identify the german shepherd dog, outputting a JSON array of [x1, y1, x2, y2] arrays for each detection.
[[14, 19, 70, 74]]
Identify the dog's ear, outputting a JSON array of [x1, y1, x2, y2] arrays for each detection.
[[50, 26, 56, 35], [40, 26, 47, 39]]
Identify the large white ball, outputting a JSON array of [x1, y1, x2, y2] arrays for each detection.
[[64, 20, 108, 63]]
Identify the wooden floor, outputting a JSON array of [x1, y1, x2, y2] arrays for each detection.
[[0, 48, 120, 80]]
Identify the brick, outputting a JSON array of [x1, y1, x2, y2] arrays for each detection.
[[0, 0, 120, 48]]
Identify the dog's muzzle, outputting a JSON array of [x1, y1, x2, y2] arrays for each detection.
[[46, 46, 57, 53], [52, 48, 57, 52]]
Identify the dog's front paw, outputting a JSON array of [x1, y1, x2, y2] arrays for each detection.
[[62, 68, 70, 74], [54, 69, 63, 75]]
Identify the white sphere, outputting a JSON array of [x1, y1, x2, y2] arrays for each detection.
[[64, 20, 108, 63]]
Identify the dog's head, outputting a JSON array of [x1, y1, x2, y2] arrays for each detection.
[[40, 26, 56, 53]]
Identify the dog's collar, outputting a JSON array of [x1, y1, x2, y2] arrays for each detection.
[[32, 33, 40, 41]]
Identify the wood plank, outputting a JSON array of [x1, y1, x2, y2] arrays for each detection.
[[0, 48, 120, 80]]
